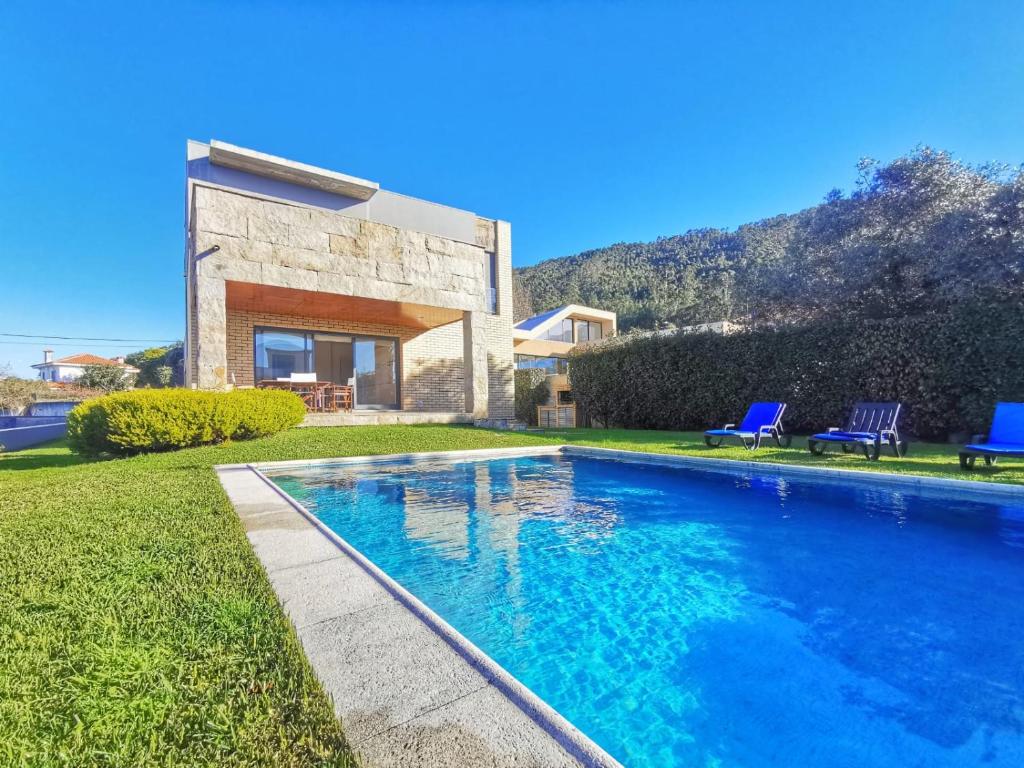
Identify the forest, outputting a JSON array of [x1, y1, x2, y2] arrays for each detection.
[[514, 149, 1024, 330]]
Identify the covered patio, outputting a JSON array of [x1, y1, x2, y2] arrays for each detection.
[[217, 280, 490, 420]]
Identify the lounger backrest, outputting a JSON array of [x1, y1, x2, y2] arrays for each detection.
[[845, 402, 901, 433], [739, 402, 785, 432], [988, 402, 1024, 444]]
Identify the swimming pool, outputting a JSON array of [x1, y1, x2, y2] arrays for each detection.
[[265, 450, 1024, 767]]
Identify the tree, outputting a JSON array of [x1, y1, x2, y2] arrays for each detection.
[[126, 342, 184, 388], [78, 365, 132, 392], [514, 147, 1024, 331], [0, 365, 50, 414]]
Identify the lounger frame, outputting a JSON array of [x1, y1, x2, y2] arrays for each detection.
[[704, 403, 792, 451], [959, 403, 1024, 470], [807, 402, 907, 461]]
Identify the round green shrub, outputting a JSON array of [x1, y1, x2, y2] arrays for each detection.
[[66, 397, 116, 456], [225, 388, 308, 439], [67, 388, 306, 456]]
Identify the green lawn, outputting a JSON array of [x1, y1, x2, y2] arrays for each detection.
[[1, 425, 1020, 767], [0, 426, 551, 768]]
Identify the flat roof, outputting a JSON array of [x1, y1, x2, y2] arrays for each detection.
[[514, 304, 618, 339], [208, 140, 380, 201], [514, 306, 568, 332]]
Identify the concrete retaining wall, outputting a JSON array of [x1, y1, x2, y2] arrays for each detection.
[[0, 416, 68, 451]]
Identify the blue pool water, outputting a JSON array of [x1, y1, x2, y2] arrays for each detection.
[[267, 452, 1024, 768]]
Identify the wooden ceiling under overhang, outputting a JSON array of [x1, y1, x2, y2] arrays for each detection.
[[225, 281, 464, 330]]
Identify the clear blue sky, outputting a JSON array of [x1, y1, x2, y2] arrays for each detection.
[[2, 1, 1022, 375]]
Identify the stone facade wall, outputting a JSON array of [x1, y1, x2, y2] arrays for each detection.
[[226, 308, 466, 412], [192, 186, 487, 312], [187, 181, 515, 420]]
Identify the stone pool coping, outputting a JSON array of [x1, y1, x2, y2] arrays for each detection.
[[565, 445, 1024, 500], [215, 445, 621, 768], [217, 443, 1024, 766]]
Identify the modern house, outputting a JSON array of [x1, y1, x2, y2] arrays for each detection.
[[31, 350, 140, 384], [512, 304, 617, 426], [184, 140, 515, 424], [513, 304, 616, 373]]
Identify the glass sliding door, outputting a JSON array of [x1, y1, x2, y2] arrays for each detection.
[[313, 334, 354, 385], [254, 328, 312, 382], [354, 338, 398, 409], [255, 327, 399, 409]]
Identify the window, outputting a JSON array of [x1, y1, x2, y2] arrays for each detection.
[[255, 329, 312, 382], [254, 327, 400, 409], [574, 320, 603, 343], [353, 338, 398, 407], [514, 355, 568, 375], [541, 319, 573, 343], [485, 251, 497, 314]]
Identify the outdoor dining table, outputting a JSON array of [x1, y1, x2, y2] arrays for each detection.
[[255, 380, 353, 412]]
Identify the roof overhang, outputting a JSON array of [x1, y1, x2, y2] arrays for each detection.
[[209, 140, 379, 201], [512, 338, 575, 357], [225, 281, 464, 331]]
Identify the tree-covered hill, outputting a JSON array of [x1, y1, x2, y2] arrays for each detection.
[[513, 149, 1024, 330]]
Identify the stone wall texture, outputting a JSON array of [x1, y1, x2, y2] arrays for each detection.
[[187, 183, 514, 419], [191, 185, 488, 312]]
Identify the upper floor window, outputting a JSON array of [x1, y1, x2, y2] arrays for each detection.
[[541, 319, 573, 343], [485, 251, 497, 314], [574, 320, 603, 343]]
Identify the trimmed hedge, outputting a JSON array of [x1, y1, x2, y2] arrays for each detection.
[[514, 369, 549, 425], [68, 388, 306, 456], [568, 302, 1024, 440]]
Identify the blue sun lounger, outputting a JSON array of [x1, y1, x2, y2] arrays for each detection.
[[959, 402, 1024, 470], [807, 402, 906, 461], [704, 402, 790, 450]]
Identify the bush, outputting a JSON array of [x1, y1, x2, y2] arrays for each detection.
[[0, 370, 51, 414], [126, 343, 184, 388], [568, 301, 1024, 440], [225, 389, 308, 439], [514, 369, 549, 425], [67, 388, 306, 456]]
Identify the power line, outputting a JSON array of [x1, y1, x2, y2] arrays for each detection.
[[0, 332, 179, 343], [0, 340, 159, 349]]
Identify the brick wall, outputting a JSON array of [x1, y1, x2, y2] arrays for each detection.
[[226, 308, 466, 412]]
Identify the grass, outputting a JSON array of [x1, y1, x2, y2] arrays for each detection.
[[1, 425, 1020, 766], [0, 426, 549, 767]]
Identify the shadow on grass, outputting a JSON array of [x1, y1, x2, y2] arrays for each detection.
[[0, 439, 103, 472]]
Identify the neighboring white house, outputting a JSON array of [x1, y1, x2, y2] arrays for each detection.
[[31, 350, 140, 384]]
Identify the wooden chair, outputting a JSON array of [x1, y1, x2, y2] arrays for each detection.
[[330, 384, 353, 412]]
